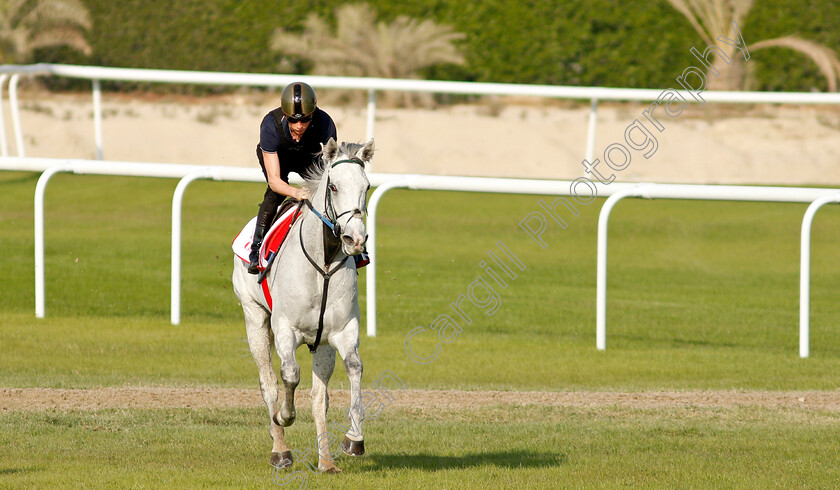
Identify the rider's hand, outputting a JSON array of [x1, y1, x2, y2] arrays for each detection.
[[296, 188, 311, 201]]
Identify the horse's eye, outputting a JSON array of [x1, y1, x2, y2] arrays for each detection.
[[329, 183, 338, 192]]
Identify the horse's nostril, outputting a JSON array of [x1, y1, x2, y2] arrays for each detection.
[[341, 235, 355, 246]]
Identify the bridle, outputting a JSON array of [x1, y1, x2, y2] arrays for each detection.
[[303, 157, 366, 237], [298, 156, 367, 353]]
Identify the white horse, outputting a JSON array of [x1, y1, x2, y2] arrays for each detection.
[[232, 138, 373, 473]]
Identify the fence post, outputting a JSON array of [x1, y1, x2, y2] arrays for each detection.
[[585, 98, 598, 163], [596, 184, 650, 350], [35, 165, 73, 318], [365, 178, 413, 337], [9, 74, 24, 157], [366, 89, 376, 143], [0, 74, 8, 157], [171, 172, 212, 325], [799, 193, 840, 358], [93, 79, 103, 160]]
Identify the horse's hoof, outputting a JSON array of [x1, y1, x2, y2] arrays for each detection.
[[320, 464, 342, 474], [340, 436, 365, 456], [270, 451, 293, 469]]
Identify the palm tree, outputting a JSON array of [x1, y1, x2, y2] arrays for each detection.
[[667, 0, 840, 91], [270, 3, 465, 106], [0, 0, 92, 64]]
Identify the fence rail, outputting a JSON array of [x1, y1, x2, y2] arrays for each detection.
[[4, 157, 839, 358], [3, 64, 840, 357], [9, 156, 401, 325], [3, 63, 840, 164]]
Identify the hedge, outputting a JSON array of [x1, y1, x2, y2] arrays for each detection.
[[30, 0, 840, 93]]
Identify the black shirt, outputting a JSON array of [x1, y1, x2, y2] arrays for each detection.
[[258, 107, 337, 183]]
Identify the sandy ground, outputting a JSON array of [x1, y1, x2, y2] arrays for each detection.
[[12, 91, 840, 186], [4, 387, 840, 412]]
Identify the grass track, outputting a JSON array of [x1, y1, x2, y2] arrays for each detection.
[[2, 171, 840, 390], [3, 171, 840, 487], [2, 404, 840, 488]]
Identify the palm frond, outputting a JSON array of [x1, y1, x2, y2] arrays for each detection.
[[22, 0, 92, 30], [667, 0, 840, 91], [269, 2, 464, 91], [28, 27, 91, 55], [751, 36, 840, 92], [666, 0, 753, 45], [0, 0, 91, 63]]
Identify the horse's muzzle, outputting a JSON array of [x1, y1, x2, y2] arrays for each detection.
[[340, 213, 367, 254], [341, 232, 366, 253]]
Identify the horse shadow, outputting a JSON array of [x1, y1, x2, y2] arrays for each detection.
[[364, 449, 565, 472]]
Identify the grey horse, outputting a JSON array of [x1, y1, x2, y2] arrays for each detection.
[[233, 138, 373, 473]]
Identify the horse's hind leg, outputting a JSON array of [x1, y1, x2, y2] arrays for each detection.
[[311, 344, 341, 473], [243, 303, 292, 468]]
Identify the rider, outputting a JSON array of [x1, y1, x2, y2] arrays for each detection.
[[247, 81, 337, 274]]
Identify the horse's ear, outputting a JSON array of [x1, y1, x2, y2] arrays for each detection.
[[356, 138, 375, 163], [322, 138, 338, 162]]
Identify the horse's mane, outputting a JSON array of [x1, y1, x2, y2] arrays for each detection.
[[300, 141, 366, 194]]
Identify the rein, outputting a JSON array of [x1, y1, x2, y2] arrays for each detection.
[[298, 226, 348, 353], [299, 155, 365, 354]]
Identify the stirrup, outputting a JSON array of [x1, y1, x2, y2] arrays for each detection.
[[247, 254, 260, 274]]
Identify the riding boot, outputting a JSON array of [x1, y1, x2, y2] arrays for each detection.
[[248, 191, 280, 274], [247, 223, 267, 274]]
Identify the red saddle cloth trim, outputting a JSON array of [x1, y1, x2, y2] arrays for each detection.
[[261, 280, 273, 310], [261, 209, 302, 268], [256, 209, 302, 311]]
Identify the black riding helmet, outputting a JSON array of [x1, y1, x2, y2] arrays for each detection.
[[280, 82, 317, 120]]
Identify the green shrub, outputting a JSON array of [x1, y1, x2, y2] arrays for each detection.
[[26, 0, 839, 93]]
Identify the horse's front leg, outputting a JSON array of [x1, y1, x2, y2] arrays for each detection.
[[273, 325, 300, 428], [311, 344, 341, 473], [333, 322, 365, 456], [237, 288, 293, 469]]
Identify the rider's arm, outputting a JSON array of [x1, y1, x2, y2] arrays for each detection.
[[262, 150, 309, 200]]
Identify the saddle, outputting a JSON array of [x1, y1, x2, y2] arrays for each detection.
[[232, 199, 370, 310], [232, 199, 302, 273]]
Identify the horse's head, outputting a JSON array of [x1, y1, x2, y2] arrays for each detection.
[[315, 138, 373, 256]]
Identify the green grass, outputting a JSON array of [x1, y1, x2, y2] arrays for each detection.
[[2, 171, 840, 390], [2, 405, 839, 488], [4, 171, 840, 487]]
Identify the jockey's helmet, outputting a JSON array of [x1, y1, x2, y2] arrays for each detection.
[[281, 82, 317, 120]]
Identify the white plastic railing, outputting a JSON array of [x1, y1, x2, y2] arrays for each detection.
[[9, 154, 840, 356], [0, 74, 7, 156], [365, 176, 644, 337], [18, 155, 400, 324], [799, 193, 840, 357], [4, 64, 840, 354], [594, 183, 840, 357], [4, 63, 840, 163]]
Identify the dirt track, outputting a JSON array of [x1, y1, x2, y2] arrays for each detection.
[[4, 387, 840, 412]]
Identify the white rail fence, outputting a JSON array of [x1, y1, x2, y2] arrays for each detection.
[[592, 183, 840, 358], [2, 64, 840, 357], [6, 157, 840, 359], [3, 63, 840, 163], [14, 156, 401, 326]]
